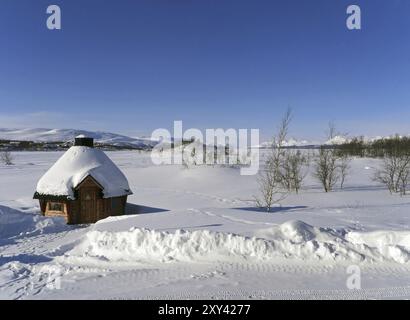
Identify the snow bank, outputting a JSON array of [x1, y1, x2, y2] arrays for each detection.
[[36, 146, 132, 199], [0, 205, 67, 239], [346, 231, 410, 264], [67, 220, 410, 264]]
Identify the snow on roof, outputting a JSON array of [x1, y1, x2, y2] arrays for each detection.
[[36, 146, 133, 199], [75, 134, 87, 138]]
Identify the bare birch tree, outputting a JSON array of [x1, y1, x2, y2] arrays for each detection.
[[313, 147, 340, 192], [280, 150, 308, 194], [374, 152, 410, 196], [254, 108, 292, 211], [254, 159, 288, 211], [0, 151, 14, 165], [339, 155, 351, 189], [313, 123, 346, 192]]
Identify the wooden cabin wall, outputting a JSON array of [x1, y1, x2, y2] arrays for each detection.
[[67, 200, 80, 224], [109, 196, 128, 216], [66, 195, 128, 224], [39, 174, 129, 224], [39, 199, 47, 214]]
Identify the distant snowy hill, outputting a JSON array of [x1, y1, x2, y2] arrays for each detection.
[[258, 134, 410, 148], [324, 134, 410, 145], [2, 128, 408, 149], [324, 135, 350, 145], [258, 138, 319, 148], [0, 128, 158, 148], [281, 138, 315, 147]]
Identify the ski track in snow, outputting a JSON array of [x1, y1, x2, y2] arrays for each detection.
[[188, 208, 277, 226], [142, 286, 410, 300], [18, 259, 410, 300], [138, 186, 249, 206]]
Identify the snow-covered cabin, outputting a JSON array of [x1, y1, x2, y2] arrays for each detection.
[[33, 135, 133, 224]]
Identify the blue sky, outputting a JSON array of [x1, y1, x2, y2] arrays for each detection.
[[0, 0, 409, 140]]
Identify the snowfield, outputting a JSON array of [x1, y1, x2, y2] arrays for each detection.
[[1, 151, 410, 299]]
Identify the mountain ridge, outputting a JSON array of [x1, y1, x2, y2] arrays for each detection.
[[0, 128, 157, 148], [1, 128, 409, 149]]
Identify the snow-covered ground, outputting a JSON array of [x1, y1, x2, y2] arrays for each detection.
[[1, 151, 410, 300]]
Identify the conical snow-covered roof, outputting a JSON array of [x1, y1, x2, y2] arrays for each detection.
[[35, 146, 132, 199]]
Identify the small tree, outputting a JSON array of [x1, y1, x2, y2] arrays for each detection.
[[374, 151, 410, 196], [339, 155, 351, 189], [254, 160, 288, 211], [313, 123, 352, 192], [0, 151, 14, 165], [396, 154, 410, 196], [373, 156, 398, 194], [313, 147, 339, 192], [399, 166, 410, 195], [280, 150, 308, 194], [254, 108, 291, 210]]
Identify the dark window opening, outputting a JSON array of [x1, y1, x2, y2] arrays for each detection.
[[49, 202, 63, 212]]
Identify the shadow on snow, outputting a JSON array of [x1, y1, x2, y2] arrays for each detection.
[[0, 253, 53, 264], [232, 205, 308, 213], [125, 203, 169, 215]]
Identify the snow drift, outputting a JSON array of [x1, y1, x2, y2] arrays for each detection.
[[0, 205, 67, 239], [67, 220, 410, 264]]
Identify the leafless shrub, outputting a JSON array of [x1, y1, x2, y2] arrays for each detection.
[[399, 167, 410, 195], [254, 160, 288, 211], [0, 151, 14, 165], [313, 123, 352, 192], [373, 157, 397, 193], [339, 155, 351, 189], [280, 150, 308, 194], [374, 152, 410, 196], [313, 147, 340, 192], [254, 108, 292, 210]]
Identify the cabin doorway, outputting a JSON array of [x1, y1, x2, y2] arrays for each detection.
[[80, 187, 98, 223]]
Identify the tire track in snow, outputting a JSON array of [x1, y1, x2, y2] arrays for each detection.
[[0, 228, 84, 257], [11, 256, 410, 299], [142, 285, 410, 300]]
